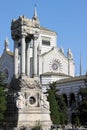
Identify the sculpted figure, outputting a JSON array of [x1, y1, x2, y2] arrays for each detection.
[[41, 93, 49, 110], [15, 92, 25, 109]]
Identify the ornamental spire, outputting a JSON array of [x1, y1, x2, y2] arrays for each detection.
[[32, 4, 38, 21], [4, 37, 9, 51]]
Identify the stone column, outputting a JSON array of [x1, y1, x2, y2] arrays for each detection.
[[67, 94, 70, 108], [20, 35, 26, 76], [75, 94, 78, 107], [26, 41, 30, 76], [14, 41, 18, 77], [33, 34, 38, 77]]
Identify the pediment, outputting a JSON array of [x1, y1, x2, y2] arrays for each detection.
[[42, 47, 67, 60]]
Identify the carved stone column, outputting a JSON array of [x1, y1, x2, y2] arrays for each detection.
[[20, 35, 26, 76], [14, 41, 18, 77], [33, 34, 38, 77], [26, 41, 30, 76]]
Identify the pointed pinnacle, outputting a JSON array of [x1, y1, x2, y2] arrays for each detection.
[[33, 4, 38, 20]]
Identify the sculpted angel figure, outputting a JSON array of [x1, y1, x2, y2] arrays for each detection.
[[15, 92, 25, 109]]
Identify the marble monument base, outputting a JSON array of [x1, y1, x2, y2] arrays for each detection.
[[8, 77, 52, 130], [16, 108, 52, 130]]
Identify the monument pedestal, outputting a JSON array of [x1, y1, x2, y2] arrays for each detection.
[[17, 108, 51, 129], [8, 77, 52, 130]]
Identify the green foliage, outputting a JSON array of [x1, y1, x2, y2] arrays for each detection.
[[0, 71, 7, 121], [48, 82, 60, 124], [74, 116, 80, 127], [78, 88, 87, 124], [57, 95, 68, 125], [48, 82, 68, 125], [79, 88, 87, 99], [48, 89, 60, 125], [32, 120, 42, 130], [0, 72, 5, 87], [49, 82, 56, 91]]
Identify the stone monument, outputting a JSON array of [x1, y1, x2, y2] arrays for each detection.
[[7, 7, 52, 130], [7, 77, 52, 130]]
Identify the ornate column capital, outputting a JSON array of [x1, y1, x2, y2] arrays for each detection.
[[33, 34, 39, 40]]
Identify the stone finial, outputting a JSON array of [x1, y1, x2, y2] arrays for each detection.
[[4, 37, 9, 51], [67, 48, 73, 59], [32, 5, 40, 28], [32, 5, 39, 21], [59, 47, 64, 54]]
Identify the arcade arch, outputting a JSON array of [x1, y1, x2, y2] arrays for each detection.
[[69, 93, 76, 108], [62, 94, 68, 107]]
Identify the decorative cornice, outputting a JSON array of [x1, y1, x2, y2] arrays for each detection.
[[56, 75, 87, 84], [40, 72, 72, 77]]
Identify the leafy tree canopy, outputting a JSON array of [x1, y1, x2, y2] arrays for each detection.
[[78, 88, 87, 124]]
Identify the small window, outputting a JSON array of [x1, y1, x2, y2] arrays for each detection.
[[42, 40, 50, 46], [42, 36, 50, 46]]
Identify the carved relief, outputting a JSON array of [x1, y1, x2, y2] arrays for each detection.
[[15, 92, 25, 109], [18, 78, 42, 89], [14, 91, 50, 110], [40, 93, 50, 110]]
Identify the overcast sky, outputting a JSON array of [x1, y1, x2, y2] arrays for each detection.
[[0, 0, 87, 75]]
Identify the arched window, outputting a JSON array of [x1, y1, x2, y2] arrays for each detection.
[[4, 68, 9, 80], [62, 94, 68, 107], [69, 93, 76, 108]]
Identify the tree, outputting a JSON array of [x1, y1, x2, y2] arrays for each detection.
[[47, 82, 60, 124], [56, 95, 68, 125], [47, 82, 68, 125], [78, 88, 87, 125], [0, 71, 7, 121]]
